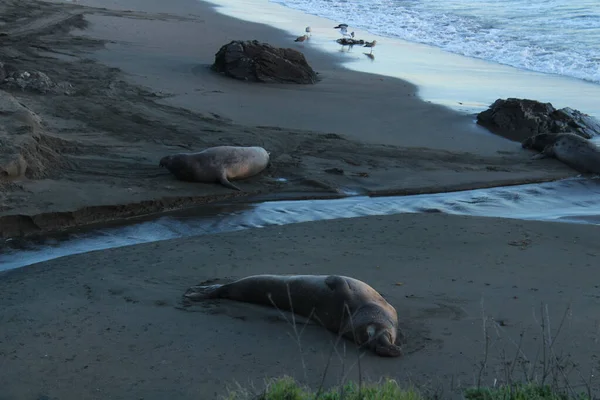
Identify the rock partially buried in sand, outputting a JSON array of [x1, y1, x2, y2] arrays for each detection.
[[476, 98, 600, 142], [0, 67, 74, 95], [212, 40, 318, 84], [336, 38, 365, 46], [3, 70, 54, 93]]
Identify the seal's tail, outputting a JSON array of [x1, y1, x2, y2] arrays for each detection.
[[183, 284, 224, 301]]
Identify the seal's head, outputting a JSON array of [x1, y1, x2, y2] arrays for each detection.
[[348, 310, 402, 357], [159, 155, 173, 168], [360, 322, 403, 357], [522, 133, 557, 151], [159, 154, 195, 181]]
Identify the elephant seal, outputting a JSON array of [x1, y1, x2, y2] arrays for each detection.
[[184, 274, 403, 357], [159, 146, 270, 191], [522, 132, 600, 174]]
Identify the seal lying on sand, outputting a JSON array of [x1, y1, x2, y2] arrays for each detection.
[[522, 132, 600, 175], [184, 274, 403, 357], [159, 146, 270, 191]]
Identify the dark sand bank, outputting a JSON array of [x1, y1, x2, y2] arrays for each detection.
[[1, 213, 599, 399], [0, 0, 579, 238]]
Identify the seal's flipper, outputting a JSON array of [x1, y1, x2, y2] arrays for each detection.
[[531, 152, 549, 160], [183, 284, 224, 301], [532, 144, 556, 160], [218, 172, 242, 191], [375, 342, 403, 357]]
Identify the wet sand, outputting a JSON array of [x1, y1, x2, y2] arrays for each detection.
[[1, 0, 600, 399], [0, 0, 579, 238]]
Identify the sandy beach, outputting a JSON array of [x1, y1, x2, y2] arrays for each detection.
[[2, 213, 600, 399], [1, 0, 599, 399], [0, 0, 581, 238]]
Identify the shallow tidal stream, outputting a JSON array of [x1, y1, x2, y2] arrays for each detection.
[[2, 177, 600, 272]]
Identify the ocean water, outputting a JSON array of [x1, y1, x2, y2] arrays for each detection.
[[270, 0, 600, 85]]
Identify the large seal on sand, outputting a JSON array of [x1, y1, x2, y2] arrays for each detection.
[[522, 132, 600, 174], [159, 146, 270, 191], [184, 274, 403, 357]]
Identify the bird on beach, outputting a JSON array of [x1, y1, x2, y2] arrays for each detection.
[[294, 34, 309, 43], [364, 40, 377, 54], [305, 26, 312, 37]]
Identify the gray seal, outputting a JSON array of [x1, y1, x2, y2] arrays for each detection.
[[159, 145, 270, 191], [522, 132, 600, 174], [184, 274, 403, 357]]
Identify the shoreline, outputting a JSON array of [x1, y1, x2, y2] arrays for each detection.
[[204, 0, 600, 118]]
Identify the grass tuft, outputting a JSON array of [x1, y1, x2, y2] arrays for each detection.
[[224, 376, 424, 400], [464, 383, 591, 400]]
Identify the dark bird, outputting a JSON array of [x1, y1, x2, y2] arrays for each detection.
[[364, 40, 377, 54]]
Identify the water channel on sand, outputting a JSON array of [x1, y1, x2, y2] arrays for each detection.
[[2, 177, 600, 272]]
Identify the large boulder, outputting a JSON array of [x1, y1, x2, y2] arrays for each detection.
[[476, 98, 600, 142], [212, 40, 318, 84]]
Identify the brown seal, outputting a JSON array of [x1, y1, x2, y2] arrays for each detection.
[[184, 274, 403, 357], [159, 145, 270, 191], [522, 132, 600, 174]]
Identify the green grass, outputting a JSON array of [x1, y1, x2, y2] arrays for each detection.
[[464, 384, 590, 400], [224, 376, 424, 400], [223, 377, 592, 400]]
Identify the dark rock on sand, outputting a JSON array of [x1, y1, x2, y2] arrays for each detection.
[[476, 98, 600, 142], [1, 68, 75, 95], [212, 40, 318, 84], [336, 38, 365, 46], [2, 70, 55, 93]]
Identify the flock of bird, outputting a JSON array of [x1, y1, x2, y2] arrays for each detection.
[[294, 23, 377, 54]]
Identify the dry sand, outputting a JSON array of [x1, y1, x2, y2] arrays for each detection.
[[2, 213, 599, 399], [0, 0, 578, 238], [1, 0, 599, 399]]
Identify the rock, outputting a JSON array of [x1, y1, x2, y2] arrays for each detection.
[[2, 70, 54, 93], [336, 38, 365, 46], [551, 107, 600, 139], [476, 98, 600, 142], [212, 40, 318, 84], [0, 67, 75, 95]]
